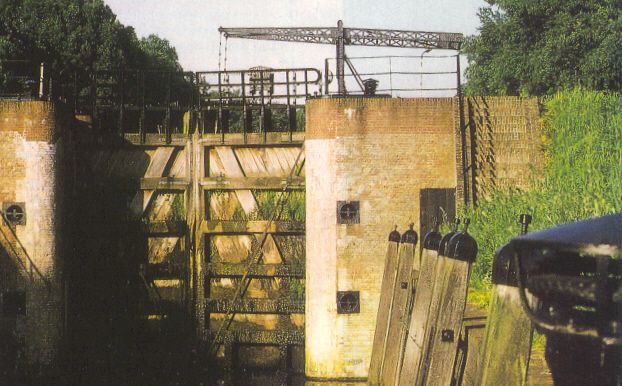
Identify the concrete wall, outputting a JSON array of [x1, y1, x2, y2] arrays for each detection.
[[305, 98, 458, 379], [0, 101, 65, 377]]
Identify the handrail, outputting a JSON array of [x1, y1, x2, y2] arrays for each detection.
[[0, 210, 52, 291]]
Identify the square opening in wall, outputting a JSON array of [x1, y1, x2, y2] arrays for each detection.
[[337, 201, 359, 224], [2, 290, 26, 317], [337, 291, 360, 314]]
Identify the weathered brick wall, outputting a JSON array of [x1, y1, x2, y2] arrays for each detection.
[[0, 101, 64, 377], [465, 96, 542, 200], [305, 98, 458, 379], [304, 96, 542, 380]]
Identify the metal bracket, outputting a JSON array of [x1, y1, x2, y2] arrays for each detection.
[[337, 291, 360, 314], [337, 201, 360, 224], [441, 329, 454, 342]]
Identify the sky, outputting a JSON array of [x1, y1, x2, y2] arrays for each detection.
[[105, 0, 487, 95]]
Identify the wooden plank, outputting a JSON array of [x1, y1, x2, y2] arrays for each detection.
[[368, 230, 401, 384], [201, 176, 304, 190], [206, 262, 305, 278], [139, 220, 186, 235], [213, 147, 257, 213], [457, 308, 487, 386], [140, 177, 190, 190], [211, 146, 284, 267], [169, 147, 187, 177], [210, 329, 304, 345], [478, 216, 534, 386], [206, 298, 305, 314], [123, 133, 188, 146], [398, 243, 442, 384], [199, 133, 305, 145], [191, 133, 207, 338], [129, 147, 175, 218], [478, 284, 533, 386], [413, 226, 460, 385], [202, 220, 304, 234], [380, 228, 418, 386], [145, 147, 175, 178], [421, 257, 471, 386], [235, 147, 305, 178], [234, 147, 271, 177]]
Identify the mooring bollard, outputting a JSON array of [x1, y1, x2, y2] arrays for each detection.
[[398, 219, 443, 385], [381, 224, 419, 386], [477, 214, 533, 386], [420, 219, 477, 386], [369, 226, 402, 385]]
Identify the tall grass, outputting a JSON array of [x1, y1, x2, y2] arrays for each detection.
[[467, 89, 622, 307]]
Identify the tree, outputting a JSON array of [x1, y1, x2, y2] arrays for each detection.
[[0, 0, 183, 98], [463, 0, 622, 96], [139, 35, 181, 70]]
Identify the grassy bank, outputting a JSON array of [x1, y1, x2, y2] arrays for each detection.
[[467, 89, 622, 307]]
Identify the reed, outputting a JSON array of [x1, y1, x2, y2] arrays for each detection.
[[467, 89, 622, 307]]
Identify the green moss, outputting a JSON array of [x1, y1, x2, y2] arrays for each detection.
[[207, 189, 305, 221], [282, 279, 305, 300], [171, 193, 185, 220]]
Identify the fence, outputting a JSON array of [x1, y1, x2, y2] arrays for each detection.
[[323, 54, 461, 97]]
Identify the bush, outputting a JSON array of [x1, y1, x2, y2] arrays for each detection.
[[467, 89, 622, 306]]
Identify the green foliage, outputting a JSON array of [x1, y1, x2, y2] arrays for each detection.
[[139, 35, 181, 71], [463, 1, 622, 95], [250, 190, 305, 222], [208, 190, 305, 222], [228, 108, 305, 133], [171, 193, 186, 221], [467, 89, 622, 304], [0, 0, 183, 95]]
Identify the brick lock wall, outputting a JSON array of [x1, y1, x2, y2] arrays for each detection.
[[0, 101, 64, 375], [304, 96, 542, 380], [465, 96, 542, 199], [305, 98, 458, 379]]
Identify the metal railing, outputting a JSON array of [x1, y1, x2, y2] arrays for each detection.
[[196, 67, 322, 106], [84, 67, 321, 142], [1, 57, 465, 143], [324, 54, 461, 97]]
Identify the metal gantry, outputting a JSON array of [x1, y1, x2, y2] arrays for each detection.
[[219, 20, 463, 94]]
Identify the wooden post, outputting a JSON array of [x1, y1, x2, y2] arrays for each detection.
[[478, 214, 533, 386], [193, 132, 206, 339], [369, 227, 402, 384], [381, 224, 418, 386], [412, 220, 460, 384], [398, 225, 443, 384], [420, 220, 477, 386]]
